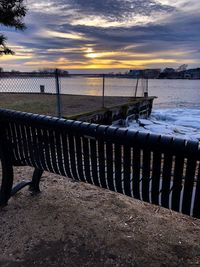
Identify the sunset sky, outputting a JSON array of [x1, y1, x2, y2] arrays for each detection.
[[0, 0, 200, 73]]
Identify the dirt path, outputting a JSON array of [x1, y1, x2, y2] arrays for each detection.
[[1, 166, 200, 266]]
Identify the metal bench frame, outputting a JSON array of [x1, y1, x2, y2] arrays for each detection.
[[0, 109, 200, 218]]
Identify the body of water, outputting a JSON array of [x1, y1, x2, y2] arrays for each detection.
[[62, 77, 200, 109], [60, 77, 199, 141], [1, 77, 200, 108], [127, 108, 200, 141], [64, 77, 199, 141], [128, 79, 200, 141], [0, 77, 200, 140]]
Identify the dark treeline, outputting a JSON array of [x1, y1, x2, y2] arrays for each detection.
[[0, 66, 200, 79]]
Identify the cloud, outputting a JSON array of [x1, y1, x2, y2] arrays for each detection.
[[66, 0, 174, 27], [0, 0, 200, 71], [25, 0, 175, 30]]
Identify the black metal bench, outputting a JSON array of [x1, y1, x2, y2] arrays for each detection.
[[0, 108, 200, 218]]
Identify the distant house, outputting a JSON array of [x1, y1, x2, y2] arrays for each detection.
[[184, 68, 200, 79], [143, 69, 161, 79], [128, 69, 143, 78], [128, 69, 161, 79], [129, 67, 200, 79]]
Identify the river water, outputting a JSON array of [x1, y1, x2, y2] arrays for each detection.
[[61, 77, 200, 109], [128, 79, 200, 141]]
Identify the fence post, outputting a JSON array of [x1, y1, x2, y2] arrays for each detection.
[[144, 78, 148, 97], [102, 74, 105, 108], [40, 85, 45, 94], [55, 69, 62, 118], [134, 77, 139, 97]]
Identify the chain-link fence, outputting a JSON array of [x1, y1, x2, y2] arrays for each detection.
[[0, 70, 148, 117], [0, 72, 56, 93]]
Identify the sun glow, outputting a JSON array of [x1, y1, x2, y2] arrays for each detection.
[[86, 53, 98, 59], [1, 43, 197, 71], [85, 51, 121, 59]]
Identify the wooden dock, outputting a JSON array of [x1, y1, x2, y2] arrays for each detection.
[[67, 96, 155, 125]]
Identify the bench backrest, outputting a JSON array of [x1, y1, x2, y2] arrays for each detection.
[[0, 109, 200, 217]]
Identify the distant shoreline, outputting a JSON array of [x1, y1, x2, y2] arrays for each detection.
[[0, 72, 200, 80]]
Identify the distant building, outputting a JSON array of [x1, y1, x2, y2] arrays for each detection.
[[183, 68, 200, 79], [163, 68, 176, 74], [128, 66, 200, 79], [143, 69, 161, 79], [128, 69, 161, 78], [128, 69, 142, 78]]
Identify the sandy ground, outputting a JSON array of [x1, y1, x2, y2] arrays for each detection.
[[1, 166, 200, 267]]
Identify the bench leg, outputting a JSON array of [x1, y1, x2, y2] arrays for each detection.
[[29, 168, 43, 194], [0, 161, 14, 206]]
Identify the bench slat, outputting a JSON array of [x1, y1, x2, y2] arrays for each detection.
[[171, 139, 186, 212], [90, 138, 100, 187], [74, 135, 85, 182], [60, 131, 73, 178], [192, 163, 200, 217], [132, 147, 141, 200], [1, 108, 200, 218], [114, 144, 123, 194], [151, 151, 162, 205]]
